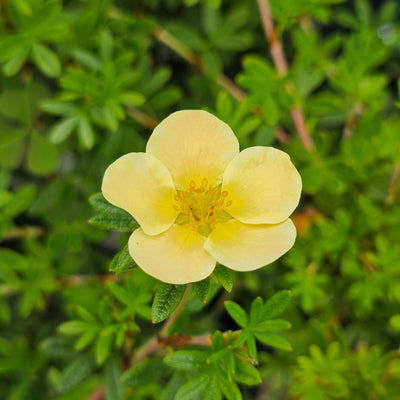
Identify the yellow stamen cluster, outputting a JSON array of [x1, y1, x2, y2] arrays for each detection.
[[173, 178, 233, 236]]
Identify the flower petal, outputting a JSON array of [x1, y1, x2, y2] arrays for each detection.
[[146, 110, 239, 190], [204, 219, 296, 272], [222, 147, 302, 224], [129, 225, 216, 284], [102, 153, 178, 236]]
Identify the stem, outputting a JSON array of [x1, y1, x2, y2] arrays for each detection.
[[256, 0, 315, 152], [153, 26, 286, 143], [2, 226, 45, 240], [343, 102, 364, 139], [126, 107, 158, 130]]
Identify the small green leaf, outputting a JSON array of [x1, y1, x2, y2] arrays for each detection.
[[192, 278, 210, 303], [119, 92, 145, 107], [31, 43, 61, 77], [175, 373, 210, 400], [152, 283, 186, 323], [249, 297, 263, 326], [204, 377, 222, 400], [58, 320, 91, 335], [263, 290, 292, 319], [3, 42, 29, 76], [212, 265, 233, 292], [95, 332, 113, 364], [58, 355, 94, 393], [122, 358, 166, 387], [252, 319, 291, 332], [49, 117, 79, 144], [89, 213, 134, 232], [212, 331, 224, 352], [253, 331, 292, 351], [234, 358, 261, 386], [390, 314, 400, 331], [217, 369, 242, 400], [164, 350, 207, 370], [4, 185, 35, 218], [109, 244, 136, 274], [225, 301, 248, 328], [27, 132, 59, 176], [78, 116, 95, 150], [105, 358, 124, 400]]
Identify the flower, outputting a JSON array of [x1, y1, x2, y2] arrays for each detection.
[[102, 110, 302, 284]]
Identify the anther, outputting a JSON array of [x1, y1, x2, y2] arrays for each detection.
[[226, 200, 232, 206], [173, 205, 179, 211], [174, 195, 179, 201], [222, 191, 228, 197], [202, 178, 208, 188]]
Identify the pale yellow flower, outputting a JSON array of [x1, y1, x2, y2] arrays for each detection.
[[102, 110, 302, 284]]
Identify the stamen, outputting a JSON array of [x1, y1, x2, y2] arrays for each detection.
[[226, 200, 232, 206]]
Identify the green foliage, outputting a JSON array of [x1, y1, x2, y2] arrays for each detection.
[[1, 0, 400, 399]]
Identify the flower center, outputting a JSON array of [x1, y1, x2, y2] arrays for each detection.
[[172, 178, 233, 236]]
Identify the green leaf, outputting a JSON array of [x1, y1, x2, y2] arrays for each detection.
[[164, 350, 207, 371], [4, 185, 36, 218], [105, 358, 124, 400], [95, 332, 113, 364], [175, 373, 211, 400], [152, 283, 186, 323], [77, 116, 95, 150], [262, 290, 292, 319], [27, 132, 59, 176], [49, 117, 79, 144], [58, 355, 94, 393], [31, 43, 61, 77], [204, 377, 222, 400], [192, 278, 210, 303], [249, 297, 263, 326], [119, 92, 145, 107], [234, 358, 261, 386], [390, 314, 400, 331], [3, 42, 29, 76], [217, 370, 242, 400], [89, 213, 135, 232], [109, 244, 136, 274], [252, 319, 291, 332], [58, 320, 91, 335], [225, 301, 248, 328], [212, 265, 233, 292], [253, 331, 292, 351], [121, 358, 166, 387]]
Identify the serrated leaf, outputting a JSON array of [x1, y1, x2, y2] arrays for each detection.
[[89, 193, 137, 232], [192, 278, 210, 303], [252, 319, 291, 332], [109, 243, 136, 274], [253, 331, 292, 351], [234, 358, 261, 386], [58, 355, 94, 393], [32, 43, 61, 77], [175, 373, 211, 400], [207, 348, 229, 364], [89, 213, 135, 232], [212, 265, 233, 292], [164, 350, 207, 371], [121, 358, 166, 387], [246, 334, 257, 361], [225, 301, 248, 328], [152, 283, 186, 323], [263, 290, 292, 319], [119, 92, 145, 107]]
